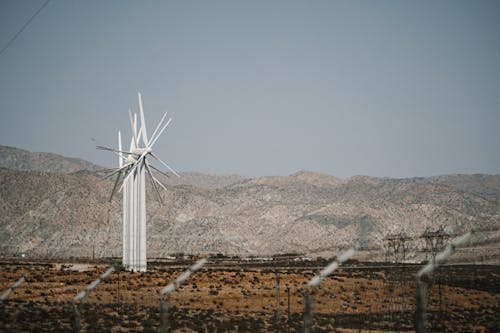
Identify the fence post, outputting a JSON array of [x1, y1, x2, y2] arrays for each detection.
[[159, 293, 170, 333], [72, 303, 82, 333], [415, 278, 429, 333], [285, 284, 291, 333], [414, 232, 472, 333], [302, 249, 355, 333], [303, 288, 313, 333], [275, 272, 281, 326], [159, 258, 207, 333], [72, 265, 116, 333], [0, 276, 26, 301]]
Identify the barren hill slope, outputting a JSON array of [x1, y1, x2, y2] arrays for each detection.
[[1, 145, 499, 260], [0, 145, 244, 190], [1, 167, 498, 260], [0, 145, 101, 173], [156, 171, 246, 190], [422, 174, 500, 202], [0, 168, 120, 257]]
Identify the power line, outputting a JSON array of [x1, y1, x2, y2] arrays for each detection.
[[0, 0, 52, 58]]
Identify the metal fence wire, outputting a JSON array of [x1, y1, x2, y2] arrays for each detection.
[[0, 237, 499, 332]]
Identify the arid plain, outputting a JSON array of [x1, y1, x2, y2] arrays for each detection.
[[1, 257, 498, 332]]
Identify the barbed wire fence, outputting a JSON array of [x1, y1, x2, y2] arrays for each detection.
[[0, 276, 26, 302], [415, 232, 472, 333], [0, 228, 499, 332], [303, 248, 355, 333], [159, 257, 207, 333], [72, 265, 116, 333]]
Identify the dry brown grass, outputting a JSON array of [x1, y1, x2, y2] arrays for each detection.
[[0, 260, 498, 332]]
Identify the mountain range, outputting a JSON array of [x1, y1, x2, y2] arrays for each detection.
[[0, 144, 499, 262]]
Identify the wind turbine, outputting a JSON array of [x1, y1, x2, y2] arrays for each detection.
[[97, 92, 179, 272]]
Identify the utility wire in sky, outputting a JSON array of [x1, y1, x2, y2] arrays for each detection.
[[0, 0, 52, 58]]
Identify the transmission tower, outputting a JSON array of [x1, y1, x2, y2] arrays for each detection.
[[384, 232, 411, 263], [420, 225, 450, 261]]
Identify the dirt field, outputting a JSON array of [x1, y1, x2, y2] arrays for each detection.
[[0, 258, 498, 332]]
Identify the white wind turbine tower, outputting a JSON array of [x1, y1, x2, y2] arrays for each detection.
[[98, 93, 179, 272]]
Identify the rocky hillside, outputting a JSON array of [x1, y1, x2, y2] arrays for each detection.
[[0, 167, 120, 257], [0, 145, 244, 190], [157, 172, 246, 190], [1, 146, 499, 261], [0, 145, 101, 174], [422, 174, 500, 202], [1, 164, 499, 261]]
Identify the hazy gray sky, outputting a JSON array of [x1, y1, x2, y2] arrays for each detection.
[[0, 0, 499, 178]]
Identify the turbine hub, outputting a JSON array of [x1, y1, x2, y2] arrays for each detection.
[[131, 147, 152, 155]]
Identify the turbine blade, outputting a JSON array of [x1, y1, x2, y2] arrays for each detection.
[[145, 161, 163, 204], [129, 136, 135, 151], [149, 164, 171, 178], [118, 131, 123, 167], [150, 118, 172, 148], [152, 176, 168, 191], [137, 126, 143, 145], [149, 111, 168, 146], [104, 169, 120, 180], [138, 92, 149, 147], [96, 145, 135, 155], [128, 109, 138, 150], [121, 159, 139, 186], [109, 172, 122, 202], [95, 167, 116, 173], [96, 145, 118, 152], [120, 151, 147, 189], [103, 164, 131, 179], [128, 109, 138, 149], [151, 152, 180, 177], [146, 161, 168, 190], [120, 163, 137, 192], [134, 113, 138, 147]]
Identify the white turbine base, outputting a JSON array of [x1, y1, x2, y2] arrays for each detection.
[[123, 163, 147, 272]]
